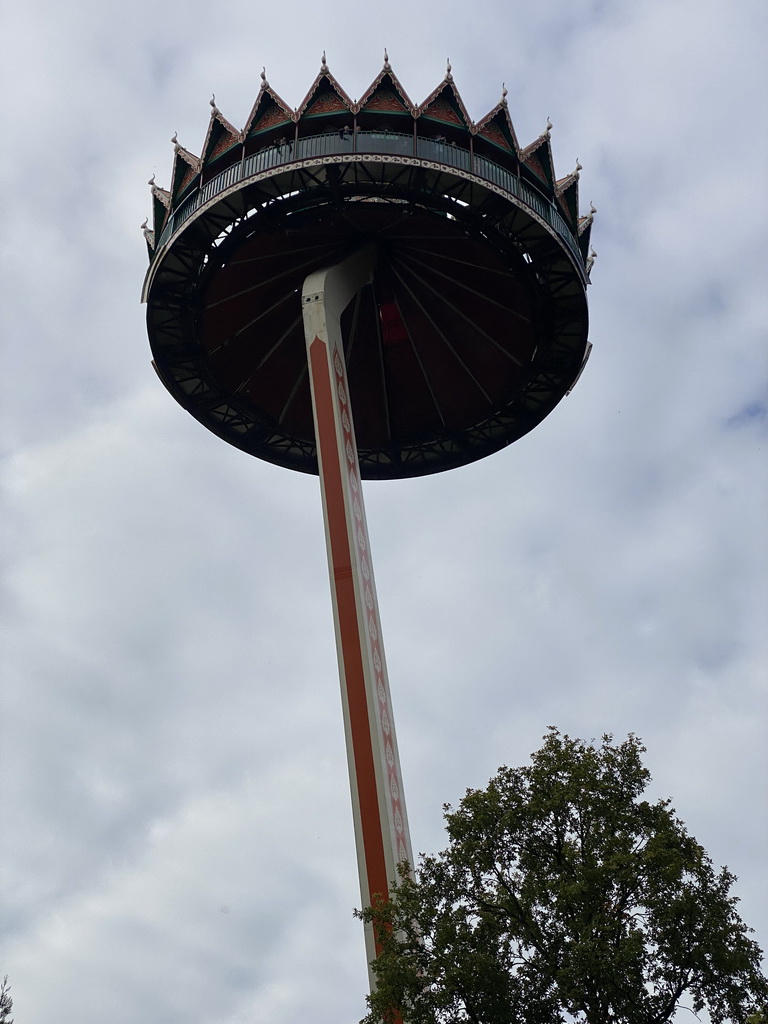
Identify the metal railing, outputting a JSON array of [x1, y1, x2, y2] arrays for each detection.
[[156, 131, 584, 271]]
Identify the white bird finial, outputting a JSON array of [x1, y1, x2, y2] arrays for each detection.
[[148, 173, 156, 187], [210, 93, 217, 110], [383, 48, 390, 68], [501, 82, 508, 103], [575, 159, 583, 174], [589, 201, 597, 216], [171, 132, 179, 148], [446, 58, 452, 80], [546, 117, 553, 136], [321, 50, 328, 71]]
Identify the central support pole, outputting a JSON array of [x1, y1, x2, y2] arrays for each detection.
[[302, 247, 414, 983]]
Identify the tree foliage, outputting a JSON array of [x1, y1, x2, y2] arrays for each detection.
[[359, 729, 767, 1024], [0, 976, 13, 1024]]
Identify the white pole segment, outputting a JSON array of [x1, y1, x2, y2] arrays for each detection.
[[302, 246, 414, 981]]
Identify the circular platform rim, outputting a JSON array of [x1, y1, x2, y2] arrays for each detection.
[[144, 151, 590, 480]]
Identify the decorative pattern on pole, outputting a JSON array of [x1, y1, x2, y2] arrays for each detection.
[[302, 248, 413, 977]]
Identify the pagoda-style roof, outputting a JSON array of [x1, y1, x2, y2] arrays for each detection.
[[244, 71, 295, 137], [296, 54, 354, 119], [355, 58, 415, 117], [555, 164, 581, 231], [474, 91, 522, 157], [417, 62, 472, 131], [170, 139, 201, 205], [472, 89, 522, 178], [146, 55, 595, 266], [148, 178, 171, 239], [578, 203, 596, 259], [152, 55, 588, 197], [520, 125, 556, 190], [200, 99, 241, 172]]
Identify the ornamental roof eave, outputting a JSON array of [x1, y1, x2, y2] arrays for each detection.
[[296, 56, 355, 118], [150, 182, 171, 209], [577, 204, 596, 258], [473, 95, 522, 157], [417, 65, 473, 128], [142, 223, 155, 257], [520, 129, 556, 192], [200, 101, 242, 167], [170, 141, 202, 204], [150, 181, 171, 238], [555, 168, 581, 231], [355, 60, 416, 115], [555, 168, 579, 192], [144, 61, 595, 269], [243, 73, 296, 134]]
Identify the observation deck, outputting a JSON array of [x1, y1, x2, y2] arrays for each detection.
[[148, 131, 586, 277], [143, 59, 595, 479]]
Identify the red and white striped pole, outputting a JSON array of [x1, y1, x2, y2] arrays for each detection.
[[302, 247, 413, 981]]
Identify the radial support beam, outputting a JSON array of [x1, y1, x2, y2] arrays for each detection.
[[302, 246, 414, 982]]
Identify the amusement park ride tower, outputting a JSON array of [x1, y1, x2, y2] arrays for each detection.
[[141, 53, 594, 986]]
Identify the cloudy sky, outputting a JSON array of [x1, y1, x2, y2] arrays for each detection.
[[1, 0, 766, 1021]]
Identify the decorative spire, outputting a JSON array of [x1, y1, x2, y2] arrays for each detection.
[[260, 67, 267, 88], [171, 132, 179, 150], [585, 247, 597, 277], [140, 217, 155, 249], [148, 173, 156, 187], [383, 47, 390, 70], [546, 117, 553, 136], [321, 50, 328, 72], [445, 58, 452, 81], [501, 82, 508, 105], [210, 94, 218, 114], [575, 158, 583, 176]]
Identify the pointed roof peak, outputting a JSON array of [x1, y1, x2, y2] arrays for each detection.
[[296, 58, 355, 117], [418, 69, 472, 128], [244, 73, 295, 135], [555, 159, 583, 192], [578, 203, 597, 233], [200, 100, 242, 168], [148, 173, 170, 201], [206, 97, 240, 137], [356, 60, 415, 114], [474, 100, 521, 154], [170, 134, 201, 169], [150, 181, 171, 203]]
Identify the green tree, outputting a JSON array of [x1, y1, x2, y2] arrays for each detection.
[[359, 729, 767, 1024], [0, 976, 13, 1024]]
